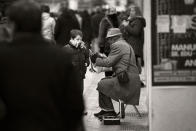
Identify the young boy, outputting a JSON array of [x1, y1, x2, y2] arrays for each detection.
[[64, 29, 90, 94]]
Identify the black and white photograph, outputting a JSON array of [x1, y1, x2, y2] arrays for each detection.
[[0, 0, 195, 131]]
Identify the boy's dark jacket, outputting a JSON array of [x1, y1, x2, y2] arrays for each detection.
[[64, 42, 90, 79]]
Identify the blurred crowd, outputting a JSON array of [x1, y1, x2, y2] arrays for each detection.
[[0, 0, 146, 131], [0, 1, 145, 52]]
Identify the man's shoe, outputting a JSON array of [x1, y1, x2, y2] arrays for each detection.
[[94, 110, 117, 118], [106, 111, 117, 117], [94, 110, 107, 117], [141, 81, 145, 88]]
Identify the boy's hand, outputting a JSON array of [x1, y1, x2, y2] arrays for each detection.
[[80, 41, 86, 49]]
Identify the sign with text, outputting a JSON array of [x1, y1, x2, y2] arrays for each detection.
[[151, 0, 196, 85]]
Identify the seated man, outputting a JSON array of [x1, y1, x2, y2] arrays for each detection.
[[91, 28, 141, 118]]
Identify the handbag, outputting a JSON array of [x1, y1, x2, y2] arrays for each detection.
[[116, 47, 132, 84]]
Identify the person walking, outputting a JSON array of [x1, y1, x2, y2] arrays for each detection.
[[54, 2, 80, 47], [41, 5, 56, 42], [0, 1, 84, 131]]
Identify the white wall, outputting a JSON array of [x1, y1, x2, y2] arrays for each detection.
[[143, 0, 196, 131], [152, 87, 196, 131]]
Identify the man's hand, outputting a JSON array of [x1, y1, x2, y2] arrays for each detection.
[[90, 53, 99, 64], [99, 53, 107, 58]]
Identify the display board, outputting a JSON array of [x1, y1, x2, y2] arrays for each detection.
[[151, 0, 196, 85]]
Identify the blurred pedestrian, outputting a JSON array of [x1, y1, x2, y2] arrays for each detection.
[[90, 7, 105, 72], [118, 11, 129, 25], [54, 1, 80, 47], [97, 7, 119, 55], [97, 7, 119, 77], [0, 1, 84, 131], [91, 7, 105, 40], [80, 10, 93, 49], [41, 5, 56, 43], [120, 4, 146, 74]]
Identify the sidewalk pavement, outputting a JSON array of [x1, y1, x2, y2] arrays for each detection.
[[83, 68, 149, 131]]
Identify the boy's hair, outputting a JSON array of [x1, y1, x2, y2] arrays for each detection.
[[70, 29, 83, 39], [41, 5, 50, 13]]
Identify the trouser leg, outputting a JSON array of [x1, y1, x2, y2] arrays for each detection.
[[136, 55, 142, 74], [105, 71, 113, 77], [99, 92, 114, 111]]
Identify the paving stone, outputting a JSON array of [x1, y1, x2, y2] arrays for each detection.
[[83, 68, 149, 131]]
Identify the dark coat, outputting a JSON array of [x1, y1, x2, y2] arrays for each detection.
[[64, 43, 89, 79], [97, 16, 114, 54], [120, 17, 146, 57], [0, 33, 84, 131], [91, 12, 105, 39], [80, 11, 93, 48], [54, 9, 80, 47], [96, 39, 141, 105]]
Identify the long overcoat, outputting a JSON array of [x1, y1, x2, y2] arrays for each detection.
[[0, 33, 84, 131], [96, 38, 141, 105]]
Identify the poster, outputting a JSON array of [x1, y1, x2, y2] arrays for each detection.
[[172, 15, 188, 33], [153, 42, 196, 84], [151, 0, 196, 85], [157, 15, 170, 33]]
